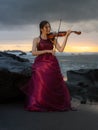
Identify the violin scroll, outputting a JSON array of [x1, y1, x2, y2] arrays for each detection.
[[72, 31, 81, 35]]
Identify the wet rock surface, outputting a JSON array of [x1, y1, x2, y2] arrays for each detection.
[[0, 51, 32, 103], [66, 69, 98, 103]]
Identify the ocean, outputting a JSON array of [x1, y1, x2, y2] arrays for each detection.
[[18, 52, 98, 79], [5, 51, 98, 79]]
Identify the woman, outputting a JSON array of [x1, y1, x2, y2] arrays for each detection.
[[20, 20, 76, 112]]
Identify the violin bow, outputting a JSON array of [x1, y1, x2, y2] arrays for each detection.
[[56, 19, 62, 41], [53, 19, 62, 52]]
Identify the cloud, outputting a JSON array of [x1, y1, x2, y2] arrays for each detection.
[[0, 0, 98, 44], [0, 0, 98, 27]]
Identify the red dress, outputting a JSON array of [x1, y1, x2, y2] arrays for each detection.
[[20, 37, 71, 111]]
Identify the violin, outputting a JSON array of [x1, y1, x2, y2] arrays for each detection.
[[47, 31, 81, 39]]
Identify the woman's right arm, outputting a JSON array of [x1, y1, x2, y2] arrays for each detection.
[[32, 38, 54, 56]]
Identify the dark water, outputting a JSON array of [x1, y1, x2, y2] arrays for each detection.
[[20, 53, 98, 78]]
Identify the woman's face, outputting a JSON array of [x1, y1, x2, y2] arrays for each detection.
[[41, 23, 51, 34]]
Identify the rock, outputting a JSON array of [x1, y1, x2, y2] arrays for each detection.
[[66, 69, 98, 103], [0, 51, 32, 103]]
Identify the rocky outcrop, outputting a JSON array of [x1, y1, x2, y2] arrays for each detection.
[[1, 51, 98, 104], [66, 69, 98, 103], [0, 51, 32, 103]]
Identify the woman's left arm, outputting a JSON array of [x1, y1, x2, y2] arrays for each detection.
[[53, 30, 71, 52]]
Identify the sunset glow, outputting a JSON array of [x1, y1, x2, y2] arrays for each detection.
[[0, 42, 32, 52], [0, 41, 98, 53], [64, 45, 98, 53]]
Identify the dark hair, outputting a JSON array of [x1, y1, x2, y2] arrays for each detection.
[[39, 20, 51, 35]]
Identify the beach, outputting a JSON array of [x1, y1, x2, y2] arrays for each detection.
[[0, 0, 98, 129], [1, 99, 98, 130], [1, 51, 98, 130]]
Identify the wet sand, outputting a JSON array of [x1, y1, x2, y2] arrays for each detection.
[[0, 100, 98, 130]]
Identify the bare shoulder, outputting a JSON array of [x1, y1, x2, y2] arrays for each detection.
[[33, 37, 40, 43]]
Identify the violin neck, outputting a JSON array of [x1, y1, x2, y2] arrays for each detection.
[[71, 31, 81, 35]]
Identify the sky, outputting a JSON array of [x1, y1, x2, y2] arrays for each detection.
[[0, 0, 98, 53]]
